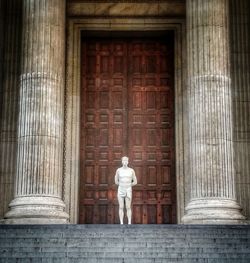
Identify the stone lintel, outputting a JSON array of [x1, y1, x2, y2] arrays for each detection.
[[67, 2, 185, 17]]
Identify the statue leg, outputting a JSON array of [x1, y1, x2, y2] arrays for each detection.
[[125, 197, 132, 224], [118, 195, 124, 224]]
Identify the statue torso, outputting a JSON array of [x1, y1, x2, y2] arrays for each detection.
[[117, 167, 134, 188]]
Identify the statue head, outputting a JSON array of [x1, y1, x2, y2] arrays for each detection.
[[121, 156, 129, 167]]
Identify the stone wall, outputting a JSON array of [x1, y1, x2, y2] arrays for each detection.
[[0, 1, 22, 220], [230, 0, 250, 221]]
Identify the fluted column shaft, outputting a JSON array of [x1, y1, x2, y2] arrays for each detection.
[[5, 0, 68, 223], [182, 0, 245, 223]]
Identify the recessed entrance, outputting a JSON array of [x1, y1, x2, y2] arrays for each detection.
[[79, 35, 176, 224]]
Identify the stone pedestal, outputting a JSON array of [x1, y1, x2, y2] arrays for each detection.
[[182, 0, 245, 223], [5, 0, 68, 224]]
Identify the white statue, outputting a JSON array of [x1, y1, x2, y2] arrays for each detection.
[[115, 156, 137, 224]]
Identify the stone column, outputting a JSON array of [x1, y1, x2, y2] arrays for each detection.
[[182, 0, 245, 223], [5, 0, 69, 223]]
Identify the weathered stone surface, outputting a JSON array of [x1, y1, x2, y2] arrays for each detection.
[[230, 0, 250, 222], [4, 0, 69, 224], [182, 0, 245, 223], [0, 225, 250, 262], [0, 0, 22, 220], [67, 1, 185, 17]]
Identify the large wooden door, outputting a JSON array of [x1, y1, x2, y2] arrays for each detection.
[[80, 37, 176, 224]]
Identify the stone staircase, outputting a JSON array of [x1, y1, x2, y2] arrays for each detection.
[[0, 224, 250, 263]]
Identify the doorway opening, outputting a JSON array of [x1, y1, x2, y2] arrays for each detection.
[[79, 33, 176, 224]]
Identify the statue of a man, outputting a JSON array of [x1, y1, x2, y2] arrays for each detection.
[[115, 156, 137, 224]]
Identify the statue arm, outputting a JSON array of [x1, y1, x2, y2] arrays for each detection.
[[131, 169, 137, 186], [115, 169, 119, 185]]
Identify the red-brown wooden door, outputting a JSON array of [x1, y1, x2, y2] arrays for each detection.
[[79, 37, 176, 224]]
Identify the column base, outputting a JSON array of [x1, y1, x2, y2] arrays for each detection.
[[4, 196, 69, 224], [182, 198, 246, 224]]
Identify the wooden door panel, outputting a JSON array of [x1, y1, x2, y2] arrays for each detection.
[[80, 37, 175, 224], [80, 40, 128, 224], [128, 39, 175, 224]]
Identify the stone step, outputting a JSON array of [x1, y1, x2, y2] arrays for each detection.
[[2, 260, 249, 263], [46, 259, 250, 263], [1, 251, 250, 258], [0, 230, 249, 237], [0, 225, 249, 263], [1, 239, 249, 247], [1, 238, 249, 247], [1, 245, 250, 253]]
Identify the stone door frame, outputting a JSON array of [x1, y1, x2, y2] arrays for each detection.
[[64, 17, 187, 224]]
